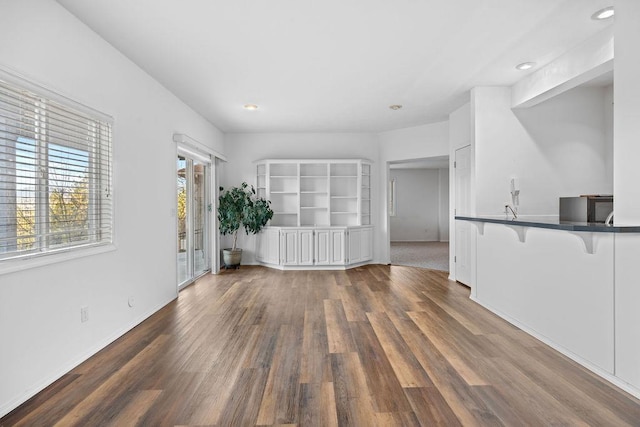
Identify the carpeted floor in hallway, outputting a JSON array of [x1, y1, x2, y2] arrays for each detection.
[[390, 241, 449, 272]]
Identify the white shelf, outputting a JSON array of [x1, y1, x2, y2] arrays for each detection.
[[257, 159, 371, 227]]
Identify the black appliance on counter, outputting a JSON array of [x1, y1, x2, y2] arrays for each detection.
[[559, 195, 613, 223]]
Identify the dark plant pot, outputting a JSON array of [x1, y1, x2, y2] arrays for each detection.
[[222, 248, 242, 269]]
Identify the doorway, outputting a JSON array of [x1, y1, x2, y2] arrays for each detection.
[[177, 154, 211, 289], [388, 156, 450, 271]]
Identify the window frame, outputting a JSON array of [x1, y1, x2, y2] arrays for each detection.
[[0, 68, 115, 274]]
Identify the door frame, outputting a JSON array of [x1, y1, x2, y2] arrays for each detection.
[[452, 144, 473, 288], [177, 149, 212, 291], [385, 156, 450, 266]]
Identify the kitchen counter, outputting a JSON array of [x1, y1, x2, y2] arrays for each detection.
[[455, 216, 640, 233]]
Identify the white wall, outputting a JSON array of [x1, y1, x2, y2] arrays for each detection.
[[614, 0, 640, 225], [222, 132, 379, 263], [438, 168, 449, 241], [473, 85, 613, 218], [378, 122, 449, 163], [449, 103, 471, 278], [475, 225, 615, 374], [0, 0, 224, 416], [613, 0, 640, 393], [389, 169, 441, 242]]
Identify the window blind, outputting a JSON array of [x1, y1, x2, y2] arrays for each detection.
[[0, 76, 113, 260]]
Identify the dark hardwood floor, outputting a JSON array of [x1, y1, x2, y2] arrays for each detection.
[[3, 265, 640, 426]]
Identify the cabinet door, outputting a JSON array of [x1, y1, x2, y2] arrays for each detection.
[[348, 228, 362, 264], [266, 228, 280, 264], [330, 230, 346, 265], [281, 230, 298, 265], [298, 229, 314, 265], [361, 227, 373, 261], [315, 230, 330, 265]]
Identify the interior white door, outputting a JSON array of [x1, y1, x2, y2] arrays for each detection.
[[455, 145, 471, 285]]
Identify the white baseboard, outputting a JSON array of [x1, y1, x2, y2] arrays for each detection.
[[0, 297, 176, 418]]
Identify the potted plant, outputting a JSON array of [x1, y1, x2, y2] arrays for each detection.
[[217, 182, 273, 268]]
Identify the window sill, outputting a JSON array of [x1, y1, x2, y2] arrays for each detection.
[[0, 243, 117, 276]]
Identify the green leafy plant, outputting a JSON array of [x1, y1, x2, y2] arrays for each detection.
[[218, 182, 273, 251]]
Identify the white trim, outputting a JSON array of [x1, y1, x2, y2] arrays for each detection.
[[250, 261, 372, 271], [173, 133, 226, 162], [0, 244, 116, 277], [177, 145, 211, 164], [211, 159, 221, 274]]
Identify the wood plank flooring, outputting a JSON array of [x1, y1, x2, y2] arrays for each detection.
[[3, 265, 640, 426]]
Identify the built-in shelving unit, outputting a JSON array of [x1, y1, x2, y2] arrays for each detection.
[[256, 163, 267, 200], [256, 159, 371, 227], [267, 163, 299, 227], [361, 163, 371, 225], [254, 159, 374, 270]]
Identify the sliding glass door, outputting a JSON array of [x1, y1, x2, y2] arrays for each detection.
[[177, 154, 210, 288]]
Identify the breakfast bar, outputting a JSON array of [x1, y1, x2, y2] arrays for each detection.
[[456, 215, 640, 395]]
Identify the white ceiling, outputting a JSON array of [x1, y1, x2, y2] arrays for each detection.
[[56, 0, 614, 133]]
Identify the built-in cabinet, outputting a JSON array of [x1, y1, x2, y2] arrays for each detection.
[[256, 226, 372, 269], [255, 159, 373, 269]]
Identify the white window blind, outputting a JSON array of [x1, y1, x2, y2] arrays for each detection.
[[0, 76, 113, 260]]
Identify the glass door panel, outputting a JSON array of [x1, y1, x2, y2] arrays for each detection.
[[193, 160, 208, 276], [177, 154, 210, 288], [177, 156, 189, 285]]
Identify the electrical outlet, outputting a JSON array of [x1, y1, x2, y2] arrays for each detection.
[[80, 306, 89, 323]]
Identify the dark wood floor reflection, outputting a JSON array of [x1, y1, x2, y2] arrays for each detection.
[[3, 265, 640, 426]]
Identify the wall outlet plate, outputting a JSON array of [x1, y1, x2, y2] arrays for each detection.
[[80, 306, 89, 323]]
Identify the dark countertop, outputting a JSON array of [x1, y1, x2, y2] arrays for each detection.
[[455, 216, 640, 233]]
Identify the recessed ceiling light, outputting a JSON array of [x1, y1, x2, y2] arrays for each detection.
[[389, 104, 402, 110], [591, 6, 614, 20], [243, 104, 258, 110], [515, 62, 536, 71]]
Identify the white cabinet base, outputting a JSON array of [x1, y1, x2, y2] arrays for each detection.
[[256, 226, 373, 270]]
